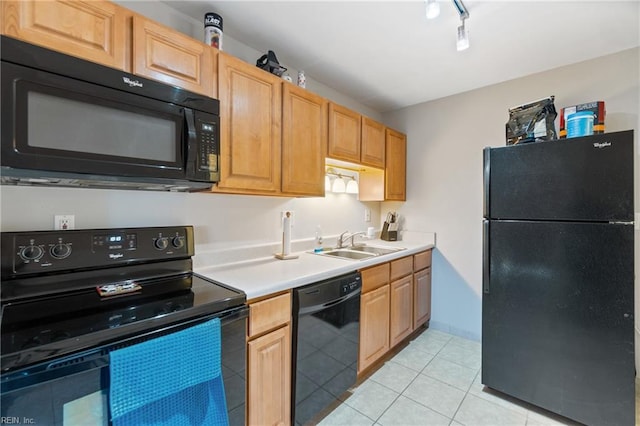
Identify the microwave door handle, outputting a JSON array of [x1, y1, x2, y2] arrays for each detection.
[[183, 109, 197, 173]]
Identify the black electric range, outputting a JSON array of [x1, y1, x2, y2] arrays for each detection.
[[0, 226, 247, 373]]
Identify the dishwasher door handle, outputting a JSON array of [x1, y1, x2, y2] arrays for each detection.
[[298, 288, 361, 316]]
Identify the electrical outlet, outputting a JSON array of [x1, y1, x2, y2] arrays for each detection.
[[364, 208, 371, 222], [280, 211, 294, 228], [54, 215, 75, 230]]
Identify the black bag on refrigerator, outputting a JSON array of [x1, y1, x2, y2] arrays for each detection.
[[506, 96, 557, 145]]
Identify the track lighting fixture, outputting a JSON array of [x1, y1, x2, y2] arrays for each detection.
[[425, 0, 440, 19], [457, 18, 469, 51], [425, 0, 470, 51]]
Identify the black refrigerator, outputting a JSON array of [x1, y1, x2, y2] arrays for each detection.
[[482, 130, 635, 425]]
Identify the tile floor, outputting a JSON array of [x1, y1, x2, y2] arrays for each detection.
[[316, 328, 637, 426]]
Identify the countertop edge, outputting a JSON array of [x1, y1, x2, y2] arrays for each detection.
[[195, 240, 435, 301]]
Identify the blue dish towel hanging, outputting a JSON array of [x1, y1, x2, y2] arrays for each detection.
[[109, 318, 229, 426]]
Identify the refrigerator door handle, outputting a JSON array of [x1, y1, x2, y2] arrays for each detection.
[[483, 147, 490, 218], [483, 219, 490, 294]]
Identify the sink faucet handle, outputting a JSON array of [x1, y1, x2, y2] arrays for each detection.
[[338, 230, 350, 248], [350, 231, 367, 247]]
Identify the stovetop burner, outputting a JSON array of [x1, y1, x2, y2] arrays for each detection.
[[1, 226, 246, 373]]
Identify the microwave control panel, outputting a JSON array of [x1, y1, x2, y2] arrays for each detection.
[[191, 108, 220, 184], [198, 120, 218, 173]]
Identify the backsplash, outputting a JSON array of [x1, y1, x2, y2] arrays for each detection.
[[0, 186, 382, 254]]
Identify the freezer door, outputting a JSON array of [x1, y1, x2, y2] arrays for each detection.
[[482, 220, 634, 426], [485, 130, 634, 221]]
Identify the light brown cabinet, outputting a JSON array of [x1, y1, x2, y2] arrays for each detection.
[[132, 15, 216, 97], [389, 255, 414, 348], [358, 283, 390, 373], [356, 122, 407, 202], [247, 292, 292, 426], [385, 128, 407, 201], [413, 268, 432, 329], [247, 324, 291, 426], [328, 103, 361, 163], [216, 52, 283, 194], [282, 84, 328, 196], [389, 275, 414, 347], [328, 105, 388, 169], [217, 55, 328, 197], [361, 117, 386, 168], [358, 249, 433, 375], [1, 0, 130, 70], [413, 250, 433, 329]]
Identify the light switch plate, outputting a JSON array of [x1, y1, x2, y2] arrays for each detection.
[[364, 208, 371, 222], [635, 213, 640, 231]]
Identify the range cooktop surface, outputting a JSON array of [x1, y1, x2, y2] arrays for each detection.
[[1, 273, 245, 372]]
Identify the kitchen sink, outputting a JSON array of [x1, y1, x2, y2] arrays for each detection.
[[312, 244, 405, 261], [348, 246, 402, 256], [322, 249, 376, 260]]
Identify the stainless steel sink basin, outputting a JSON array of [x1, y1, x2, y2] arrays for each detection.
[[312, 244, 405, 261], [322, 250, 376, 260], [348, 246, 402, 256]]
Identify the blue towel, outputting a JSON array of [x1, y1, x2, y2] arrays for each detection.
[[110, 318, 229, 426]]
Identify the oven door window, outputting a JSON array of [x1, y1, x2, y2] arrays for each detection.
[[5, 62, 186, 180], [1, 357, 109, 426]]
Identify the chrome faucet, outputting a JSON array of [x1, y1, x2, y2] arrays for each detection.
[[337, 231, 367, 248]]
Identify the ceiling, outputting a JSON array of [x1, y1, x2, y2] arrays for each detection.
[[163, 1, 640, 113]]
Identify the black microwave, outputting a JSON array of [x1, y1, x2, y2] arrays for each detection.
[[0, 36, 219, 192]]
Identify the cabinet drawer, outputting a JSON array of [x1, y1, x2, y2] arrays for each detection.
[[361, 262, 390, 293], [390, 256, 413, 281], [414, 250, 432, 271], [248, 292, 291, 338]]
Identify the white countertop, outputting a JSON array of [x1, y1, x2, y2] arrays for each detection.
[[194, 233, 435, 301]]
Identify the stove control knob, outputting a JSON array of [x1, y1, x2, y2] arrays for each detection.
[[20, 245, 44, 261], [172, 236, 185, 249], [50, 243, 72, 259], [154, 237, 169, 250]]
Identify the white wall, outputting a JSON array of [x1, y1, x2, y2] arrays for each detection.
[[382, 47, 640, 341], [0, 186, 380, 251]]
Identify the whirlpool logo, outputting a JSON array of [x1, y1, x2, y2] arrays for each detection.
[[593, 142, 612, 149], [122, 77, 143, 88], [109, 253, 124, 260]]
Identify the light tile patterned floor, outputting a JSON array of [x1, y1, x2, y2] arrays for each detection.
[[316, 328, 632, 426]]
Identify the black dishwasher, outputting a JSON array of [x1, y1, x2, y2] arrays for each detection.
[[291, 271, 361, 425]]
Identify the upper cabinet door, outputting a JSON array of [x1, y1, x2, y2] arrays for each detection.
[[361, 117, 386, 168], [282, 84, 328, 196], [385, 128, 407, 201], [328, 103, 361, 163], [132, 15, 216, 98], [1, 0, 129, 70], [217, 52, 282, 193]]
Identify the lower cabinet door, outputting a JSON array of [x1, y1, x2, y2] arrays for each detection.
[[414, 268, 432, 329], [390, 275, 414, 347], [358, 285, 390, 373], [247, 324, 291, 426]]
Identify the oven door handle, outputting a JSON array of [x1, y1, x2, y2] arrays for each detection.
[[298, 288, 361, 316]]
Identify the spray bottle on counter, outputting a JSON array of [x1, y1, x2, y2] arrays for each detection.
[[314, 225, 323, 253]]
